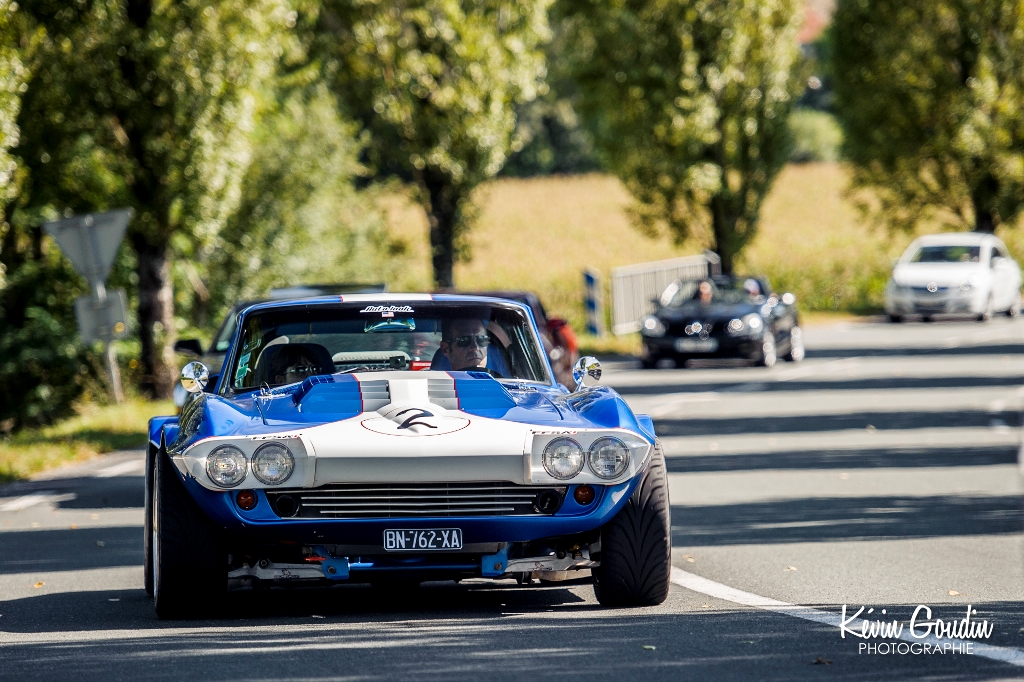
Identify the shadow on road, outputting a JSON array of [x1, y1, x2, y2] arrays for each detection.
[[0, 581, 1020, 681], [616, 374, 1024, 396], [654, 410, 1021, 438], [672, 495, 1024, 546], [664, 445, 1019, 473]]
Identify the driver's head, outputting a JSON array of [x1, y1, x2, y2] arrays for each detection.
[[440, 318, 489, 371], [696, 281, 713, 304], [268, 347, 319, 386]]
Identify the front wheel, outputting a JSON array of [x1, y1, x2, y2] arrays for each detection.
[[783, 326, 804, 362], [755, 332, 777, 368], [593, 445, 671, 607], [978, 296, 994, 322], [153, 447, 226, 619]]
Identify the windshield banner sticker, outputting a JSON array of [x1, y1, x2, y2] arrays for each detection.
[[359, 305, 415, 318]]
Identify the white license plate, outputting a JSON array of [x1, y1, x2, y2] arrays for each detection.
[[384, 528, 463, 551], [675, 338, 719, 352]]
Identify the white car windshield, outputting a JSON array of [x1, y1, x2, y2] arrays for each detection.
[[227, 302, 550, 390], [910, 245, 981, 263]]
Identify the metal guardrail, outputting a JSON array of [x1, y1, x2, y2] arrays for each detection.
[[610, 251, 721, 334]]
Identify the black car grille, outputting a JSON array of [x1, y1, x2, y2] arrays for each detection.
[[265, 482, 568, 519]]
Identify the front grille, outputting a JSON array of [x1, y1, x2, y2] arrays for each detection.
[[266, 482, 567, 519]]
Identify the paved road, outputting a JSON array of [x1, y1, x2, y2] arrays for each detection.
[[2, 317, 1023, 680]]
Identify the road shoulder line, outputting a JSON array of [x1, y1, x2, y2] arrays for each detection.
[[670, 566, 1024, 667]]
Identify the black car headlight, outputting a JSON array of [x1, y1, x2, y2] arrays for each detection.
[[641, 315, 666, 337], [727, 314, 764, 336]]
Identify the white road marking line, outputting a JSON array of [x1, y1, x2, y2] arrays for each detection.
[[94, 460, 145, 478], [0, 492, 56, 512], [670, 566, 1024, 667]]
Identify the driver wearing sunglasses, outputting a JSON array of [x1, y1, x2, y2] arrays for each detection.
[[439, 318, 490, 371]]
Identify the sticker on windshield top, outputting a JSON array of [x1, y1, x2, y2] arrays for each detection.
[[359, 305, 415, 318]]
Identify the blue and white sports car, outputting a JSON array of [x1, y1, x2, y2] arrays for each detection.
[[146, 295, 670, 618]]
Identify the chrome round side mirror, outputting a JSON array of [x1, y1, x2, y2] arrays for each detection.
[[572, 356, 602, 391], [180, 361, 210, 394]]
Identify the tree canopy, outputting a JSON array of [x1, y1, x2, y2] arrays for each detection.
[[14, 0, 289, 396], [559, 0, 803, 273], [833, 0, 1024, 234], [318, 0, 551, 287]]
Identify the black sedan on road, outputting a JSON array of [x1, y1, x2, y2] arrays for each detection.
[[639, 276, 803, 368]]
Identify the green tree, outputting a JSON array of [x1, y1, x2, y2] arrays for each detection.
[[832, 0, 1024, 234], [204, 85, 404, 322], [317, 0, 551, 287], [14, 0, 287, 397], [559, 0, 803, 273]]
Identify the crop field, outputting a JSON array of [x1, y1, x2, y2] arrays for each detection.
[[381, 163, 957, 332]]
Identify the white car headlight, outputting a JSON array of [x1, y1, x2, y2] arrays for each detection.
[[252, 442, 294, 485], [206, 445, 247, 488], [588, 437, 630, 479], [744, 314, 763, 332], [542, 437, 585, 479], [727, 318, 744, 333], [641, 315, 666, 337]]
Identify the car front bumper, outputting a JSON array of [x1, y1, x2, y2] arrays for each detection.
[[642, 333, 765, 359], [885, 289, 985, 315]]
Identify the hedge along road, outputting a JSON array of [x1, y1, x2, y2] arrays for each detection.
[[1, 316, 1023, 681]]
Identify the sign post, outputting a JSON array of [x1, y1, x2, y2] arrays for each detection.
[[43, 209, 134, 403], [583, 269, 605, 337]]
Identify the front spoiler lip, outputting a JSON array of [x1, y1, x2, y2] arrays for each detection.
[[180, 468, 644, 545]]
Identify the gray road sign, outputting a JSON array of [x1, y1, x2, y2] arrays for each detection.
[[74, 289, 130, 344], [43, 209, 133, 288]]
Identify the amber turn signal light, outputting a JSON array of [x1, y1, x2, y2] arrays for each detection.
[[573, 484, 595, 505], [236, 490, 257, 510]]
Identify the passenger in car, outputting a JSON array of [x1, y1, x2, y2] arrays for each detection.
[[439, 318, 490, 371]]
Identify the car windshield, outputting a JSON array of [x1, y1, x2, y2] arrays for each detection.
[[910, 245, 981, 263], [662, 278, 766, 307], [226, 302, 550, 390]]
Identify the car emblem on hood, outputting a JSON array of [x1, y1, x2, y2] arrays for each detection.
[[926, 282, 938, 292], [361, 404, 469, 437]]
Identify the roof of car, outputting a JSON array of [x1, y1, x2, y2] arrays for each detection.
[[238, 293, 534, 315], [914, 232, 998, 246]]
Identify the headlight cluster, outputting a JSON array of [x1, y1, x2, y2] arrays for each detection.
[[542, 436, 630, 480], [641, 315, 666, 337], [726, 313, 763, 336], [205, 442, 295, 488], [959, 275, 980, 295]]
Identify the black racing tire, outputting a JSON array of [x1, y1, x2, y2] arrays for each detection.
[[592, 445, 671, 607], [153, 447, 226, 619], [143, 443, 156, 596], [888, 314, 902, 324], [640, 356, 659, 369]]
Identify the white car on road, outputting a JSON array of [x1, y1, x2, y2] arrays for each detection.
[[885, 233, 1022, 322]]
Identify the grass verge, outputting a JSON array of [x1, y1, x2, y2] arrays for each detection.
[[0, 400, 173, 484]]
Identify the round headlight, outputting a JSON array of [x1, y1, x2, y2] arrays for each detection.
[[542, 437, 584, 480], [744, 314, 763, 331], [588, 437, 630, 479], [252, 442, 294, 485], [641, 316, 666, 337], [727, 318, 744, 333], [206, 445, 247, 488]]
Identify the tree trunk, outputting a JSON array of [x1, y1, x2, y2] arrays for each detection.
[[132, 235, 176, 399], [423, 173, 460, 289], [972, 176, 999, 233], [710, 198, 736, 275]]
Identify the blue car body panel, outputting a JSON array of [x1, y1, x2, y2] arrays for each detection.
[[151, 295, 657, 578]]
